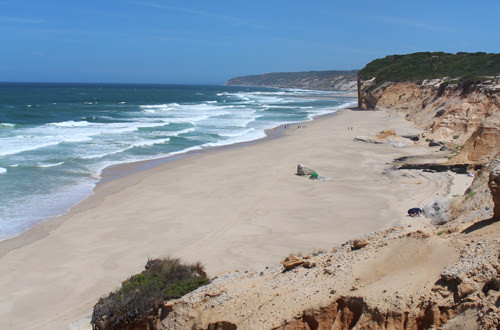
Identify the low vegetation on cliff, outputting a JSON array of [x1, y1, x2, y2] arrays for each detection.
[[224, 70, 358, 91], [91, 257, 208, 329], [358, 52, 500, 86]]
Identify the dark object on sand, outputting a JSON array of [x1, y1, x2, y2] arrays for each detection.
[[408, 208, 423, 217], [402, 135, 419, 142], [428, 140, 444, 147]]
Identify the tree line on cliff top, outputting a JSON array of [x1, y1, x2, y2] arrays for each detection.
[[358, 52, 500, 85]]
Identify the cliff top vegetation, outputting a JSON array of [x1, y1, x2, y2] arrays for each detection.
[[91, 257, 208, 330], [358, 52, 500, 84], [225, 70, 358, 91]]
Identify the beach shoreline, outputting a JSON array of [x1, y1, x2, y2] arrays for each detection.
[[0, 106, 465, 330], [97, 104, 355, 185], [0, 103, 352, 253]]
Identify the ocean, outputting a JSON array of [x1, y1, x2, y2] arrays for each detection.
[[0, 83, 356, 240]]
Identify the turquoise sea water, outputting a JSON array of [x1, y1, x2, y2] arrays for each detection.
[[0, 83, 356, 240]]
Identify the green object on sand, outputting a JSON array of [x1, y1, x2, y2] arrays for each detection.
[[309, 172, 318, 179]]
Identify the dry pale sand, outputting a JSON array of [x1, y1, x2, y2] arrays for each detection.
[[0, 108, 464, 330]]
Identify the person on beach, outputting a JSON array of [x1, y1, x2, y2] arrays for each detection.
[[407, 208, 423, 217]]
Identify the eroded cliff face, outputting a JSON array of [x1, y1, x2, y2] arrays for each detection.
[[358, 77, 500, 164]]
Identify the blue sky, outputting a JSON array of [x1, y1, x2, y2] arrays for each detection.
[[1, 0, 499, 84]]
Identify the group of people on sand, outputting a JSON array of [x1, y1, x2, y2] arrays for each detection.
[[407, 207, 423, 217], [282, 124, 306, 129]]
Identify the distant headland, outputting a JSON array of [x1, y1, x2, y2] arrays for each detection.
[[224, 70, 358, 91]]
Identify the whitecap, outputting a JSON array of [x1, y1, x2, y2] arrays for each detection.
[[0, 123, 15, 128], [131, 138, 170, 148], [0, 167, 7, 174], [0, 139, 62, 157], [36, 162, 64, 168], [140, 103, 179, 111], [167, 145, 203, 156], [166, 128, 196, 137], [79, 149, 125, 160], [48, 120, 91, 127]]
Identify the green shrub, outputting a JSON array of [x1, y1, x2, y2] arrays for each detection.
[[358, 52, 500, 88], [91, 257, 209, 329], [453, 135, 460, 139]]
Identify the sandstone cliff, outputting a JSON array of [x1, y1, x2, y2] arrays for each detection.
[[138, 224, 500, 330], [89, 55, 500, 329], [358, 76, 500, 165], [224, 70, 358, 91]]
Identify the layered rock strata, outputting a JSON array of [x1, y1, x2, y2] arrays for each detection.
[[358, 77, 500, 164], [155, 228, 500, 330]]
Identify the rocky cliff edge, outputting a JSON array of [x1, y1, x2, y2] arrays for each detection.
[[358, 76, 500, 165]]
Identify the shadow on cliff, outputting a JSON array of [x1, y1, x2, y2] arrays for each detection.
[[461, 217, 499, 234]]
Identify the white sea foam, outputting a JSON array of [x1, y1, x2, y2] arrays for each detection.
[[0, 138, 61, 157], [218, 127, 256, 138], [131, 138, 170, 148], [0, 167, 7, 174], [166, 128, 196, 137], [79, 149, 126, 160], [48, 120, 91, 127], [202, 128, 266, 148], [0, 85, 357, 240], [167, 145, 203, 156], [140, 103, 179, 111], [36, 161, 64, 168], [0, 118, 175, 157]]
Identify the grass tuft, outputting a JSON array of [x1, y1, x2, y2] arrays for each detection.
[[464, 190, 477, 200]]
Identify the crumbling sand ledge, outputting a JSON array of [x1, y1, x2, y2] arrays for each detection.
[[0, 108, 472, 329]]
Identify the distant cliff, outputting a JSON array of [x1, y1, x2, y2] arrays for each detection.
[[358, 52, 500, 165], [225, 70, 358, 91]]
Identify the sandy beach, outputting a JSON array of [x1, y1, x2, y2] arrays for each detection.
[[0, 108, 466, 329]]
